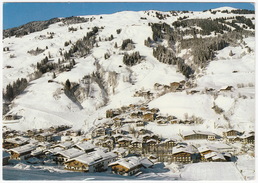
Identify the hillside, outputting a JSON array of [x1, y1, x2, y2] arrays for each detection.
[[3, 7, 255, 135]]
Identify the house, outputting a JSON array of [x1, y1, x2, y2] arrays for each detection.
[[112, 148, 128, 158], [106, 109, 121, 118], [91, 127, 106, 138], [197, 146, 218, 161], [172, 145, 198, 163], [220, 86, 234, 92], [242, 134, 255, 144], [142, 113, 156, 121], [223, 129, 242, 137], [161, 138, 177, 148], [181, 130, 216, 140], [54, 148, 85, 164], [52, 141, 74, 150], [136, 121, 146, 127], [64, 150, 117, 172], [204, 152, 226, 162], [3, 136, 30, 149], [9, 144, 37, 160], [3, 114, 17, 121], [117, 137, 132, 148], [108, 156, 142, 176], [3, 151, 11, 165], [73, 141, 95, 153], [34, 132, 54, 142], [170, 82, 181, 92]]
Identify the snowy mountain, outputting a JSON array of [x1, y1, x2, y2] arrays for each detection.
[[2, 7, 255, 138]]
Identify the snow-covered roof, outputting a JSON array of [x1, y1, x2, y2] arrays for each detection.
[[9, 144, 37, 154], [56, 148, 85, 159], [172, 145, 197, 155], [5, 136, 30, 145], [53, 141, 74, 149], [112, 148, 127, 154], [204, 152, 226, 161], [197, 145, 218, 153], [44, 147, 63, 154], [67, 150, 117, 166], [181, 130, 215, 137], [140, 157, 154, 168], [74, 141, 95, 151], [37, 131, 53, 137], [109, 156, 142, 169], [210, 143, 233, 150], [146, 139, 156, 143]]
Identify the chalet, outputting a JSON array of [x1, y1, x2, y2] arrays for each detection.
[[64, 150, 117, 172], [113, 134, 124, 143], [52, 141, 74, 150], [4, 136, 30, 149], [54, 148, 85, 164], [106, 109, 121, 118], [34, 132, 54, 142], [108, 156, 142, 176], [3, 114, 17, 121], [197, 146, 218, 161], [204, 152, 226, 162], [3, 151, 11, 165], [157, 120, 168, 125], [138, 128, 152, 135], [161, 138, 177, 148], [150, 108, 159, 113], [73, 141, 95, 153], [226, 136, 243, 143], [210, 143, 234, 153], [91, 127, 106, 138], [117, 137, 132, 148], [136, 121, 146, 127], [220, 86, 234, 92], [170, 119, 180, 124], [223, 129, 242, 137], [9, 144, 37, 160], [172, 145, 198, 163], [242, 134, 255, 144], [181, 130, 216, 140], [140, 157, 154, 168], [112, 148, 128, 158], [26, 129, 37, 137], [170, 82, 181, 92], [142, 113, 156, 122], [130, 139, 142, 149], [131, 112, 143, 119]]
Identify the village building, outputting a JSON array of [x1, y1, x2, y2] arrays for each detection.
[[108, 156, 142, 176], [54, 148, 85, 164], [8, 144, 37, 160], [181, 130, 216, 140], [136, 120, 146, 127], [3, 151, 11, 165], [112, 148, 128, 158], [34, 132, 54, 142], [204, 152, 227, 162], [117, 137, 132, 148], [197, 146, 218, 161], [142, 113, 156, 122], [64, 150, 117, 172], [52, 141, 74, 150], [3, 136, 30, 149], [171, 145, 199, 163], [3, 114, 17, 121], [91, 127, 106, 138], [73, 141, 95, 153], [106, 109, 121, 118], [223, 129, 242, 137]]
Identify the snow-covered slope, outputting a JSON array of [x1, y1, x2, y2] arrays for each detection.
[[2, 7, 255, 137]]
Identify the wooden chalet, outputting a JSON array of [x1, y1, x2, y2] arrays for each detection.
[[54, 148, 85, 164], [9, 144, 37, 160], [3, 136, 30, 149], [170, 82, 181, 92], [171, 145, 198, 163], [117, 137, 132, 148], [91, 127, 106, 138], [52, 141, 74, 150], [161, 138, 177, 148], [197, 146, 218, 161], [73, 141, 95, 153], [142, 113, 156, 122], [223, 129, 242, 137], [34, 132, 54, 142], [112, 148, 128, 158], [136, 120, 146, 127], [106, 109, 121, 118], [204, 152, 227, 162], [108, 156, 142, 176], [243, 134, 255, 144], [181, 130, 216, 140], [64, 151, 117, 172]]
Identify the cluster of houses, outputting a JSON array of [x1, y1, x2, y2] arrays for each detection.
[[2, 104, 255, 176]]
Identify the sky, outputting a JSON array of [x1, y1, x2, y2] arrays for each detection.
[[2, 2, 255, 30]]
